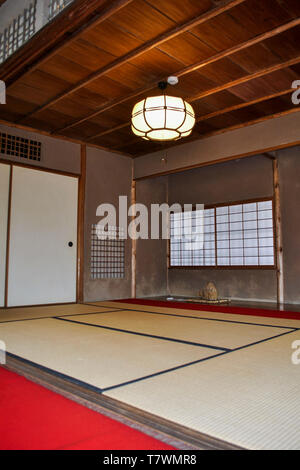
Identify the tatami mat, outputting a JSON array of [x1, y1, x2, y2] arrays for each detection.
[[86, 301, 300, 329], [0, 304, 120, 323], [105, 330, 300, 450], [0, 318, 216, 390], [64, 311, 291, 350]]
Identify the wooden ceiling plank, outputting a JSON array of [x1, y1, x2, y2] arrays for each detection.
[[108, 89, 294, 151], [87, 55, 300, 141], [117, 106, 300, 158], [54, 17, 300, 135], [196, 89, 293, 123], [188, 55, 300, 103], [0, 0, 135, 85], [16, 0, 247, 124], [0, 117, 134, 158]]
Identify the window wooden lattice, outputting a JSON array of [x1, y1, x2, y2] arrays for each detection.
[[170, 199, 275, 268], [91, 225, 125, 280], [48, 0, 74, 21], [0, 1, 37, 64], [0, 132, 41, 161]]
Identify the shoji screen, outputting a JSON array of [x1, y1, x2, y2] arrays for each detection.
[[7, 166, 78, 307], [0, 164, 10, 307]]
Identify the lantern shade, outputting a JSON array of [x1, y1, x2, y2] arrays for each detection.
[[131, 94, 196, 141]]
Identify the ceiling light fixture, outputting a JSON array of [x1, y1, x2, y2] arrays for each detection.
[[131, 78, 196, 142]]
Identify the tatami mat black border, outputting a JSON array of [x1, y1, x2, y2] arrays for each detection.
[[85, 303, 296, 330], [55, 316, 230, 351]]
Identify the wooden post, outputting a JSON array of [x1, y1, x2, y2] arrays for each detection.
[[273, 157, 284, 306], [77, 144, 86, 303], [4, 165, 13, 308], [166, 175, 170, 296], [131, 175, 136, 299]]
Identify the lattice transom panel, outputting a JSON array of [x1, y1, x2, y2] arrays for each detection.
[[0, 132, 41, 161], [91, 225, 125, 280]]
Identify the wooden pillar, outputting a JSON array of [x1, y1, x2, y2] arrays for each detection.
[[4, 165, 13, 308], [273, 157, 284, 305], [77, 144, 86, 303], [131, 175, 136, 299]]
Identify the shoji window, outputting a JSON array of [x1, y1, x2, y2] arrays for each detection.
[[216, 200, 275, 267], [48, 0, 74, 21], [0, 1, 37, 64], [169, 199, 275, 268], [170, 208, 215, 267]]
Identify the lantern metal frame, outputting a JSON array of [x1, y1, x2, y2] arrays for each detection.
[[131, 81, 196, 142]]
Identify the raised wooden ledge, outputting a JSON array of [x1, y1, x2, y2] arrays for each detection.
[[4, 355, 244, 451]]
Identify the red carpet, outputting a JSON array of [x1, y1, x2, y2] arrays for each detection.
[[114, 299, 300, 322], [0, 367, 175, 450]]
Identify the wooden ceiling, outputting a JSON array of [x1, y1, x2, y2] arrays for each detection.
[[1, 0, 300, 157]]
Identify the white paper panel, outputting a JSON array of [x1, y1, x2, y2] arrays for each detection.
[[8, 166, 78, 306]]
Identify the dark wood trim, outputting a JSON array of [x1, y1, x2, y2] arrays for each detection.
[[194, 107, 300, 142], [196, 89, 293, 124], [133, 141, 300, 182], [131, 177, 136, 298], [4, 164, 12, 308], [4, 355, 244, 450], [77, 145, 86, 303], [189, 56, 300, 103], [272, 158, 284, 304], [56, 18, 300, 136], [0, 119, 133, 158], [18, 0, 247, 122], [0, 302, 77, 310], [110, 88, 293, 151], [0, 0, 134, 86], [88, 57, 299, 142], [0, 158, 80, 179]]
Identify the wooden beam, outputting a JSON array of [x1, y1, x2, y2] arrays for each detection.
[[131, 175, 136, 299], [273, 157, 284, 305], [1, 0, 134, 85], [133, 140, 300, 181], [108, 89, 293, 151], [88, 54, 299, 142], [4, 164, 12, 308], [0, 118, 134, 158], [127, 106, 300, 159], [188, 55, 300, 103], [195, 106, 300, 141], [77, 145, 86, 303], [54, 17, 300, 134], [17, 0, 247, 123]]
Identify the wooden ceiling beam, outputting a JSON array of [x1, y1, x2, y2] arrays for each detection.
[[87, 55, 300, 141], [122, 106, 300, 158], [16, 0, 247, 123], [188, 55, 300, 103], [0, 117, 134, 158], [53, 16, 300, 135], [196, 89, 293, 123], [108, 88, 293, 150], [194, 106, 300, 141], [0, 0, 134, 85]]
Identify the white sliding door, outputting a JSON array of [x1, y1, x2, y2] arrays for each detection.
[[0, 164, 10, 307], [7, 166, 78, 307]]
